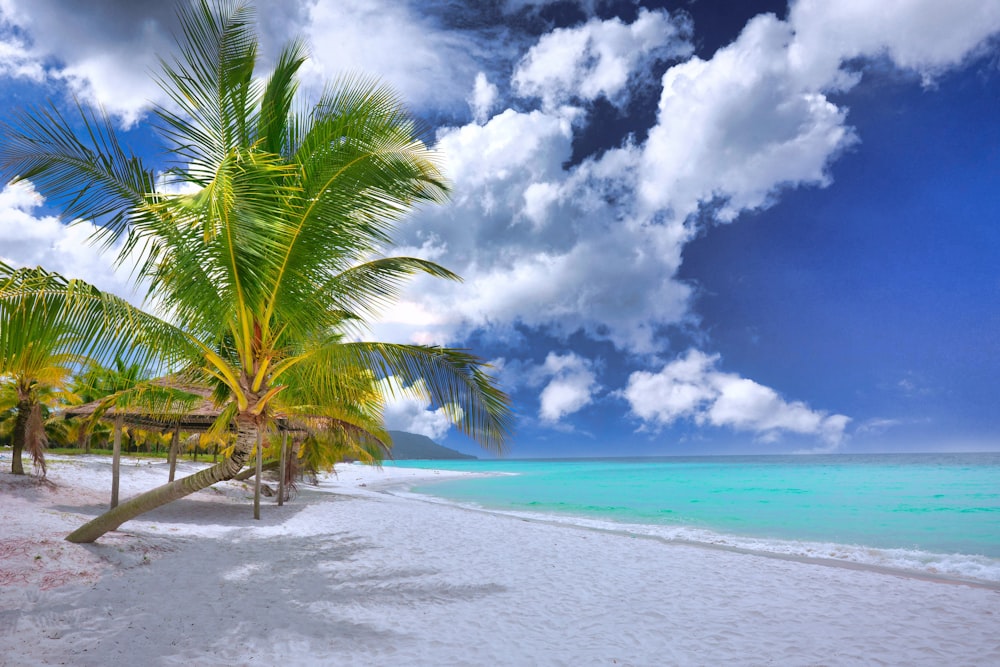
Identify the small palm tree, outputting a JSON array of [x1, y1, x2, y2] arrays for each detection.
[[0, 0, 511, 542], [0, 265, 167, 475]]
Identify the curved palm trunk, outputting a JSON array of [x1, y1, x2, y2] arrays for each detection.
[[10, 398, 30, 475], [65, 417, 258, 543]]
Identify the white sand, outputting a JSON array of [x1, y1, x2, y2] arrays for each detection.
[[2, 455, 999, 666]]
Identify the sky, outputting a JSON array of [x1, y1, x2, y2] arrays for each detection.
[[1, 0, 998, 458]]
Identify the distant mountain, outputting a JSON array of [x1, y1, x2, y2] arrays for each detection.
[[387, 431, 477, 460]]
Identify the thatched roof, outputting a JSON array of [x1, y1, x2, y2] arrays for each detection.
[[63, 381, 221, 432], [63, 378, 307, 434]]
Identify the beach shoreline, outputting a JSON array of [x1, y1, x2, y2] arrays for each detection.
[[388, 487, 1000, 592], [2, 456, 999, 665]]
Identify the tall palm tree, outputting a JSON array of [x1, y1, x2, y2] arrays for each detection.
[[0, 0, 511, 543]]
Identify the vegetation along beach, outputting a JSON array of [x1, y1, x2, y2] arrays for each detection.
[[2, 0, 1000, 664]]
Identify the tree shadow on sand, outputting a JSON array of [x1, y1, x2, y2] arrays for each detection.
[[14, 523, 507, 665]]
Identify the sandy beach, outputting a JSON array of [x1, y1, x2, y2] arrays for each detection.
[[1, 455, 998, 666]]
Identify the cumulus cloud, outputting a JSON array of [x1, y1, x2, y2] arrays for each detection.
[[513, 8, 692, 109], [637, 13, 856, 222], [385, 92, 695, 352], [0, 181, 141, 301], [788, 0, 1000, 87], [0, 0, 180, 125], [623, 350, 850, 446], [469, 72, 498, 124], [299, 0, 509, 116], [0, 26, 43, 81], [535, 352, 599, 424], [487, 351, 600, 428], [0, 0, 518, 125]]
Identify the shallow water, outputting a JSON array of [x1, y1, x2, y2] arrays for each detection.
[[390, 453, 1000, 584]]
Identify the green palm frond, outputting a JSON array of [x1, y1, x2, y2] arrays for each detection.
[[154, 0, 259, 180], [0, 103, 160, 263], [0, 262, 196, 373], [258, 39, 308, 156], [312, 342, 512, 454]]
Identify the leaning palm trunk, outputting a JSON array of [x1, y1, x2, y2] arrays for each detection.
[[66, 417, 257, 543]]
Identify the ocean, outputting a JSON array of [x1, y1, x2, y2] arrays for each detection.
[[387, 453, 1000, 585]]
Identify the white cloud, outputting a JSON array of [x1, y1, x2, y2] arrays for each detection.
[[623, 350, 850, 446], [469, 72, 498, 124], [855, 418, 904, 437], [0, 29, 43, 81], [638, 13, 856, 223], [788, 0, 1000, 87], [622, 350, 718, 425], [0, 0, 514, 126], [0, 0, 180, 126], [300, 0, 492, 115], [384, 101, 695, 352], [513, 8, 692, 109], [0, 181, 140, 302], [535, 352, 599, 424]]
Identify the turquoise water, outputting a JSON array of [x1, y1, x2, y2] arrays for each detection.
[[389, 453, 1000, 583]]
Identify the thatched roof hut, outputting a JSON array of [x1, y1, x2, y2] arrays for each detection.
[[63, 382, 221, 432]]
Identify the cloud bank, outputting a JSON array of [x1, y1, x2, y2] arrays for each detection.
[[623, 350, 850, 445]]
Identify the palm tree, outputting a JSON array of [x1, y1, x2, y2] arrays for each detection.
[[0, 0, 511, 543], [0, 272, 77, 476], [0, 265, 170, 475]]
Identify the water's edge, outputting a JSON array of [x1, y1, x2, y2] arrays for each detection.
[[383, 484, 1000, 590], [383, 456, 1000, 587]]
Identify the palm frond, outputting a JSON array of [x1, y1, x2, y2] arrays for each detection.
[[154, 0, 260, 179], [0, 102, 160, 266], [308, 342, 512, 454], [258, 39, 308, 156], [0, 262, 196, 374]]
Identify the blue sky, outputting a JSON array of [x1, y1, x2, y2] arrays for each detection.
[[1, 1, 998, 457]]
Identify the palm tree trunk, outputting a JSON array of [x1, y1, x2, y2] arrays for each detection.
[[168, 428, 179, 482], [65, 417, 257, 543], [111, 416, 123, 508], [278, 431, 287, 507], [10, 399, 30, 475], [253, 429, 263, 520]]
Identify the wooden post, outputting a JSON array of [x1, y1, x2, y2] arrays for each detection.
[[110, 415, 123, 509], [278, 431, 288, 506], [253, 429, 263, 520], [168, 426, 179, 482]]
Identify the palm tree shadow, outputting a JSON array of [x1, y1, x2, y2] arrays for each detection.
[[27, 529, 507, 664]]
